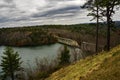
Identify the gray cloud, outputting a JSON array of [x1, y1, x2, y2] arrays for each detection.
[[31, 6, 80, 18], [0, 0, 120, 27]]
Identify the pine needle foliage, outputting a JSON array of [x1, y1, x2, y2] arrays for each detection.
[[0, 47, 22, 80]]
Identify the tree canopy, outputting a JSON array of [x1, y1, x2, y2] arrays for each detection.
[[0, 47, 22, 80]]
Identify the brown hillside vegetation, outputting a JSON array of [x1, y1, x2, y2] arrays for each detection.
[[46, 45, 120, 80]]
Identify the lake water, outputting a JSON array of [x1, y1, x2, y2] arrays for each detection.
[[0, 43, 63, 69], [0, 43, 86, 73]]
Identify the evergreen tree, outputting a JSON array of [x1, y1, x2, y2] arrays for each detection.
[[0, 47, 22, 80], [59, 46, 70, 65], [100, 0, 120, 51], [84, 0, 120, 51], [83, 0, 102, 52]]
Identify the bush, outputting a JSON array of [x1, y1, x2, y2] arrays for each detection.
[[24, 46, 70, 80], [25, 57, 60, 80], [59, 45, 70, 65]]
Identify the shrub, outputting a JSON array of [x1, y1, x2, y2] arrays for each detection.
[[25, 57, 60, 80], [59, 45, 70, 65]]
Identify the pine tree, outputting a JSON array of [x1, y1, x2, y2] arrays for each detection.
[[59, 46, 70, 65], [99, 0, 120, 51], [82, 0, 102, 52], [83, 0, 120, 51], [0, 47, 22, 80]]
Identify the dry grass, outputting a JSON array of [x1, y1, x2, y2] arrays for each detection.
[[46, 45, 120, 80]]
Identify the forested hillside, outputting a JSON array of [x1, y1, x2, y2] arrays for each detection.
[[0, 27, 56, 46], [0, 23, 120, 48]]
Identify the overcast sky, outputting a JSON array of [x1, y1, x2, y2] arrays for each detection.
[[0, 0, 120, 27]]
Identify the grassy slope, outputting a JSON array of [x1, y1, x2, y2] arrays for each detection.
[[46, 45, 120, 80]]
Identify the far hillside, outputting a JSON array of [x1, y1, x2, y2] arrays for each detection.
[[0, 23, 120, 51]]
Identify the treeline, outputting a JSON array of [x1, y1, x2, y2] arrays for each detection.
[[0, 22, 119, 37], [0, 23, 119, 49], [0, 27, 57, 47]]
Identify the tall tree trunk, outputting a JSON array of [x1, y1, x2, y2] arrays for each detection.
[[106, 6, 110, 51], [96, 2, 99, 53], [10, 55, 15, 80], [11, 71, 14, 80]]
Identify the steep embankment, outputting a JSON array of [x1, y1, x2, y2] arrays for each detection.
[[46, 45, 120, 80]]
